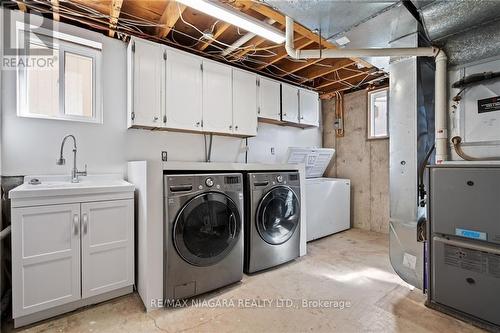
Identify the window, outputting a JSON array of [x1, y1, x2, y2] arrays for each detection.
[[368, 88, 389, 139], [17, 27, 102, 123]]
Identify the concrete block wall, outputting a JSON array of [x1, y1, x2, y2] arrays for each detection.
[[322, 90, 390, 234]]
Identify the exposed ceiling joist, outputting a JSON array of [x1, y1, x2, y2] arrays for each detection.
[[108, 0, 123, 38], [316, 70, 377, 90], [197, 22, 231, 51], [255, 36, 314, 70], [277, 58, 323, 77], [231, 0, 372, 69], [156, 1, 187, 38], [17, 0, 27, 12], [298, 59, 356, 83], [16, 0, 383, 96], [51, 0, 59, 21]]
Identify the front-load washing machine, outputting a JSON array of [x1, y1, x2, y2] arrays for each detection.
[[245, 172, 301, 273], [164, 173, 244, 300]]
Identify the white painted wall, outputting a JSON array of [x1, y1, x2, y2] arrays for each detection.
[[0, 10, 321, 177]]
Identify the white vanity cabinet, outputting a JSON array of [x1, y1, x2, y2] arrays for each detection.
[[9, 176, 135, 328], [81, 200, 134, 298], [11, 204, 82, 317]]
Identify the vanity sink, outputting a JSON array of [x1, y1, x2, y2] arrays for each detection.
[[9, 174, 135, 200]]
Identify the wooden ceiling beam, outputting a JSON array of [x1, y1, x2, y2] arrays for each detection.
[[231, 0, 372, 69], [17, 0, 27, 12], [51, 0, 60, 21], [156, 1, 187, 38], [276, 58, 323, 77], [108, 0, 123, 37], [255, 36, 314, 71], [197, 22, 231, 51], [297, 59, 356, 83], [230, 35, 268, 59], [315, 70, 377, 90]]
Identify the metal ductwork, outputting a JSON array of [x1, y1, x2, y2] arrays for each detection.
[[419, 0, 500, 66]]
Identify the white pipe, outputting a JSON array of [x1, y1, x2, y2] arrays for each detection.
[[284, 16, 448, 163], [434, 51, 448, 163]]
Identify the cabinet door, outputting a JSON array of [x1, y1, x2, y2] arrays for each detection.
[[166, 49, 203, 131], [11, 204, 81, 317], [130, 39, 165, 128], [282, 84, 300, 123], [233, 69, 258, 136], [81, 200, 134, 298], [258, 77, 281, 121], [202, 61, 233, 134], [299, 88, 320, 126]]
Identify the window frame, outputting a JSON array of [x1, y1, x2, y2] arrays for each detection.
[[16, 25, 102, 124], [367, 87, 389, 140]]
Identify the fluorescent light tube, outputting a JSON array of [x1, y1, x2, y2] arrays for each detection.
[[176, 0, 285, 44]]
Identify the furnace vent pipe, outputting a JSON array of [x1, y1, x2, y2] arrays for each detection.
[[285, 16, 449, 162]]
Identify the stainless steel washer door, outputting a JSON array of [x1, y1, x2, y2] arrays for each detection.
[[256, 186, 300, 245], [173, 192, 241, 267]]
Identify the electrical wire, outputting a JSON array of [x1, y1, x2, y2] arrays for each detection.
[[18, 0, 383, 93]]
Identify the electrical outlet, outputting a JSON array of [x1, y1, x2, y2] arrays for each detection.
[[270, 147, 275, 155], [161, 151, 168, 162]]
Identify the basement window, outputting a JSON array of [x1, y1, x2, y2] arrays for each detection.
[[17, 26, 102, 123], [368, 88, 389, 139]]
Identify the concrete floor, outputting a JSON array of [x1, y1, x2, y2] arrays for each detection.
[[4, 229, 483, 333]]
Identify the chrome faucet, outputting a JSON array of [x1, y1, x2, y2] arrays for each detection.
[[56, 135, 87, 183]]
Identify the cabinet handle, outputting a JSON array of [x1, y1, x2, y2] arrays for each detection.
[[82, 213, 88, 235], [195, 121, 200, 127], [235, 125, 238, 131], [73, 214, 79, 235], [153, 116, 159, 122]]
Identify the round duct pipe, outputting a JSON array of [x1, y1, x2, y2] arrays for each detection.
[[420, 0, 500, 41]]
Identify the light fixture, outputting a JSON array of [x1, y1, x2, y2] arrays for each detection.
[[176, 0, 285, 44]]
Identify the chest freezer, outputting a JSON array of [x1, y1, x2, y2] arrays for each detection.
[[286, 147, 351, 241]]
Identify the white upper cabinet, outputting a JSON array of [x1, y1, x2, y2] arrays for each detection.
[[202, 60, 233, 134], [166, 48, 203, 131], [233, 69, 258, 136], [299, 88, 320, 127], [281, 83, 300, 123], [128, 39, 165, 128], [258, 77, 281, 121]]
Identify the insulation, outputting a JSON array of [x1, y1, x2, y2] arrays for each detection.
[[420, 0, 500, 41], [420, 0, 500, 66], [444, 19, 500, 66]]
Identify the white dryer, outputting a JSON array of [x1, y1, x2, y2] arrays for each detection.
[[287, 147, 351, 241]]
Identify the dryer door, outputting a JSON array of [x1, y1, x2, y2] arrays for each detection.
[[256, 186, 300, 245], [173, 192, 241, 266]]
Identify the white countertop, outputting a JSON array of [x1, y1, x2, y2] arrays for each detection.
[[162, 161, 302, 171], [9, 174, 135, 199]]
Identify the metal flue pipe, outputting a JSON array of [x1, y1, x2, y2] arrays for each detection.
[[284, 16, 449, 163]]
